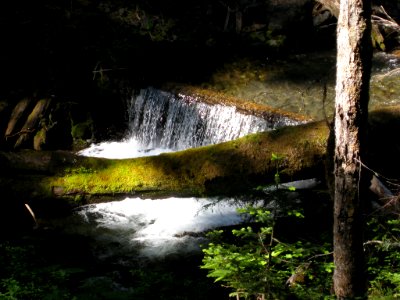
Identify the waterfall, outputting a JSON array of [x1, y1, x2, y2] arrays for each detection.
[[79, 87, 305, 158], [71, 88, 313, 261], [127, 87, 301, 151]]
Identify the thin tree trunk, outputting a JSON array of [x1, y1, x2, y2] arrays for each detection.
[[333, 0, 372, 298]]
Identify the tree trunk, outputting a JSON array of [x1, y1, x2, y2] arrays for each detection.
[[333, 0, 372, 298]]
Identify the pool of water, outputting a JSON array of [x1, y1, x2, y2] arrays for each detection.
[[202, 51, 400, 120]]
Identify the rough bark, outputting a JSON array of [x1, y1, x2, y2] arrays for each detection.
[[333, 0, 372, 298]]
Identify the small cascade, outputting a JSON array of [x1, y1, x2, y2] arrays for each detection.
[[127, 87, 304, 151], [79, 87, 307, 158]]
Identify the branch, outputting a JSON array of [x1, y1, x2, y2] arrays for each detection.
[[372, 15, 400, 32], [316, 2, 400, 34], [376, 5, 398, 24], [364, 240, 400, 249], [374, 68, 400, 81], [363, 240, 384, 246]]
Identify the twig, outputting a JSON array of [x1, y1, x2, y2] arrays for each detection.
[[24, 203, 39, 229], [374, 67, 400, 81], [307, 251, 333, 262], [371, 5, 400, 32], [364, 240, 384, 246], [377, 5, 398, 24], [92, 67, 128, 74], [5, 128, 36, 140], [354, 157, 399, 186], [372, 15, 400, 31], [364, 240, 400, 248]]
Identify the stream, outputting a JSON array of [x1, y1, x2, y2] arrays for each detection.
[[1, 51, 399, 299]]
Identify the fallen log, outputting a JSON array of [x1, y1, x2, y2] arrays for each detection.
[[0, 121, 329, 202], [0, 105, 399, 203]]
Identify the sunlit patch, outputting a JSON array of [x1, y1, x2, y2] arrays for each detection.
[[70, 197, 248, 259]]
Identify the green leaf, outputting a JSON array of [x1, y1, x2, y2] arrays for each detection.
[[271, 250, 283, 257], [271, 153, 279, 161], [208, 269, 231, 282]]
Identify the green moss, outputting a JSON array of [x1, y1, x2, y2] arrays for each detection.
[[71, 119, 93, 140], [42, 121, 329, 199], [3, 106, 398, 201], [167, 85, 312, 123], [33, 128, 47, 150]]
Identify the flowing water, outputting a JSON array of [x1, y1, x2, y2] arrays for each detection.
[[43, 77, 309, 299], [18, 197, 259, 299], [72, 51, 400, 294], [3, 51, 399, 299], [60, 197, 247, 260], [80, 51, 400, 159], [202, 51, 400, 119], [79, 87, 306, 158]]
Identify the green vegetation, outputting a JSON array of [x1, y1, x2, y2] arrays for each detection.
[[3, 105, 398, 202], [201, 154, 334, 299], [0, 232, 224, 300], [366, 215, 400, 298], [200, 154, 400, 299], [201, 204, 334, 299], [0, 241, 82, 300], [200, 197, 400, 299], [71, 119, 93, 141], [42, 121, 328, 200]]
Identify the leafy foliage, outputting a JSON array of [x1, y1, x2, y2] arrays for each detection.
[[0, 242, 80, 299], [201, 153, 334, 299], [201, 158, 400, 299], [201, 205, 334, 299], [366, 215, 400, 298]]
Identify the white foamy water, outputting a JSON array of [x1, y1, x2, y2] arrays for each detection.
[[127, 88, 282, 151], [78, 87, 305, 159], [70, 197, 248, 259], [74, 87, 296, 258], [77, 138, 172, 159]]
